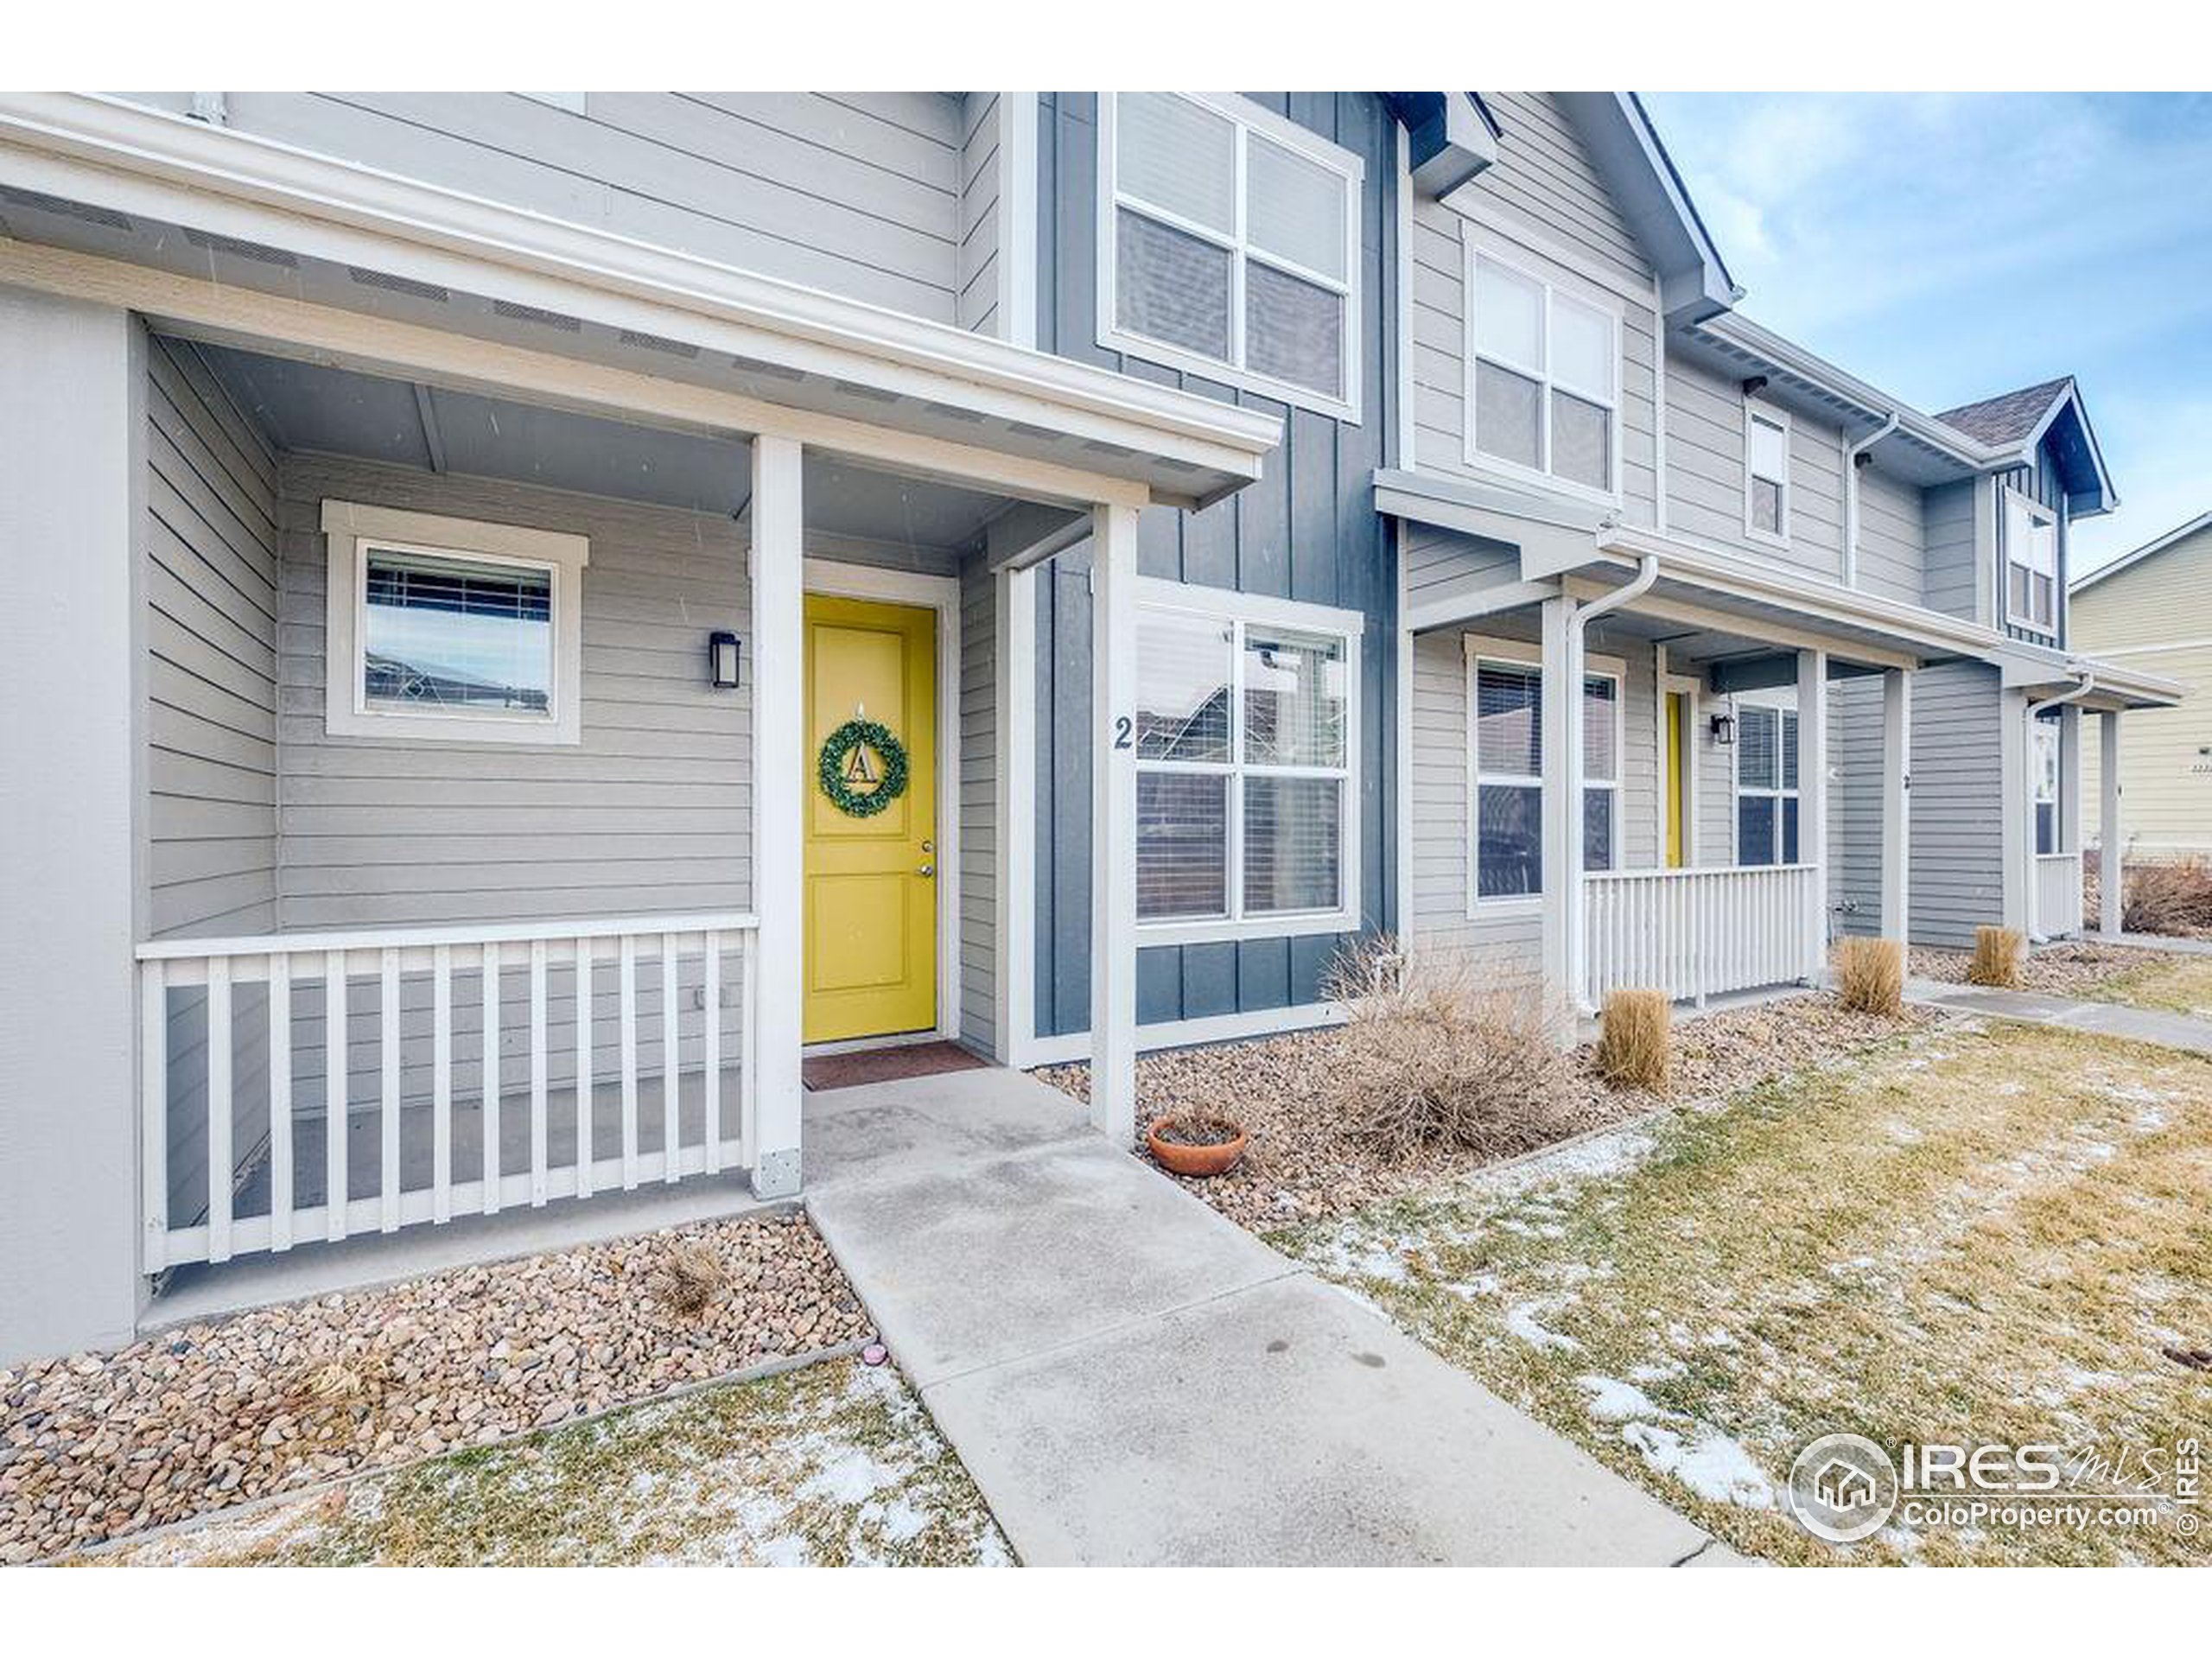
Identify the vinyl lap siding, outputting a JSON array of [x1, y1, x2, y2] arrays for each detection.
[[1465, 92, 1651, 286], [957, 550, 999, 1056], [1663, 356, 1847, 582], [118, 92, 968, 321], [957, 93, 1003, 337], [1827, 676, 1885, 935], [1922, 479, 1981, 623], [1854, 467, 1924, 605], [1906, 660, 2005, 948]]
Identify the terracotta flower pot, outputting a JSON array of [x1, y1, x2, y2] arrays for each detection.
[[1146, 1116, 1249, 1178]]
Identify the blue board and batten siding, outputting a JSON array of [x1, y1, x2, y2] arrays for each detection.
[[1029, 92, 1402, 1040]]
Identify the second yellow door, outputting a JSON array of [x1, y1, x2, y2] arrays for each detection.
[[1665, 690, 1687, 867], [804, 594, 937, 1044]]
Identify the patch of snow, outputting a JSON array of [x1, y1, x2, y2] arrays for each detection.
[[1577, 1374, 1664, 1421], [1620, 1421, 1775, 1509], [1629, 1359, 1686, 1383], [1504, 1300, 1580, 1351], [799, 1446, 903, 1507]]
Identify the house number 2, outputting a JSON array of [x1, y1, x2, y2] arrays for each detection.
[[1112, 715, 1133, 750]]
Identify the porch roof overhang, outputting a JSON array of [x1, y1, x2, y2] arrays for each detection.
[[1376, 466, 2005, 672], [0, 92, 1280, 512], [1996, 642, 2185, 713]]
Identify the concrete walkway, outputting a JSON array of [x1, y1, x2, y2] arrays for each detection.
[[803, 1069, 1733, 1567], [2101, 931, 2212, 957], [1907, 979, 2212, 1055]]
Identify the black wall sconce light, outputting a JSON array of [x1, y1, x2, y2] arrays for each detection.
[[708, 630, 742, 690], [1709, 711, 1738, 747]]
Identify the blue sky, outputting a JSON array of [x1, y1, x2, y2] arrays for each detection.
[[1641, 92, 2212, 575]]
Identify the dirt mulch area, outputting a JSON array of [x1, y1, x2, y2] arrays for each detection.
[[1037, 994, 1935, 1234], [0, 1212, 870, 1565], [1909, 940, 2148, 998]]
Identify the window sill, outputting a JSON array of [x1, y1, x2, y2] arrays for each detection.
[[1135, 910, 1357, 949], [1465, 894, 1544, 919], [1459, 452, 1622, 513], [1744, 525, 1792, 552], [1099, 324, 1360, 425]]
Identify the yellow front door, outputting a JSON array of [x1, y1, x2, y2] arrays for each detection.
[[803, 594, 937, 1044], [1665, 691, 1687, 868]]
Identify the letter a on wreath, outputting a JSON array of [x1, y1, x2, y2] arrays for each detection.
[[817, 718, 910, 817]]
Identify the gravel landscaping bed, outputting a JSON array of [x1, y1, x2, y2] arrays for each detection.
[[1038, 992, 1935, 1233], [1910, 940, 2147, 997], [1, 1211, 870, 1565]]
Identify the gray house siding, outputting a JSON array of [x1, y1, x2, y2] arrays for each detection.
[[1662, 356, 1855, 582], [1906, 659, 2005, 948], [1855, 466, 1924, 606], [117, 92, 969, 321], [1827, 675, 1884, 936], [1464, 92, 1651, 287], [1923, 478, 1981, 623], [957, 550, 999, 1057], [957, 92, 1003, 337], [1031, 92, 1400, 1039]]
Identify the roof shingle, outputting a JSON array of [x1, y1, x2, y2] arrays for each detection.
[[1934, 378, 2073, 446]]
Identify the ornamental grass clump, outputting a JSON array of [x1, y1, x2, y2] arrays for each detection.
[[1834, 937, 1906, 1016], [1323, 938, 1580, 1160], [1968, 925, 2026, 989], [2123, 855, 2212, 935], [1593, 988, 1671, 1093]]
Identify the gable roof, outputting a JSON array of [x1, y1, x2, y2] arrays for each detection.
[[1554, 92, 1741, 327], [1936, 376, 2118, 516], [2071, 510, 2212, 595]]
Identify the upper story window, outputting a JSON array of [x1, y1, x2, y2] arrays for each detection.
[[321, 499, 589, 747], [1465, 252, 1619, 499], [1132, 580, 1363, 944], [1734, 702, 1801, 866], [1744, 401, 1791, 546], [2005, 488, 2059, 632], [1099, 92, 1362, 420]]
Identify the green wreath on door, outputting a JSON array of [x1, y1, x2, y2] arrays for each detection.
[[817, 718, 910, 817]]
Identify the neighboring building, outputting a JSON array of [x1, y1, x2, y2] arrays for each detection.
[[0, 91, 2183, 1365], [2073, 513, 2212, 861]]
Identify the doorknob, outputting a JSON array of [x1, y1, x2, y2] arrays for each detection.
[[918, 862, 936, 879]]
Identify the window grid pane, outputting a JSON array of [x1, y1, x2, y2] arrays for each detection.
[[1738, 707, 1777, 791], [1116, 208, 1232, 363], [1245, 626, 1346, 768], [363, 548, 553, 713], [1478, 783, 1543, 898], [1476, 661, 1542, 777], [1116, 92, 1236, 232], [1245, 262, 1344, 399], [1550, 293, 1612, 398], [1243, 776, 1342, 914], [1475, 361, 1542, 471], [1583, 787, 1614, 871], [1582, 674, 1618, 781], [1138, 772, 1229, 921], [1475, 260, 1544, 368], [1552, 391, 1611, 493], [1135, 607, 1232, 762], [1245, 135, 1345, 281]]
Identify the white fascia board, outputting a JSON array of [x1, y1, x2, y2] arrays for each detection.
[[0, 93, 1280, 485]]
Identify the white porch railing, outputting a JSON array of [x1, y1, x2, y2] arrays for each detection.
[[137, 912, 758, 1271], [1583, 866, 1821, 1007], [2035, 853, 2084, 938]]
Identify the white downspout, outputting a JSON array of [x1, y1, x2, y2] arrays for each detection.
[[2023, 671, 2097, 943], [1842, 410, 1900, 588], [1567, 553, 1661, 1010]]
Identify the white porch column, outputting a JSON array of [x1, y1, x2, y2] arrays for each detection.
[[1999, 688, 2030, 934], [2099, 709, 2124, 938], [748, 435, 804, 1198], [1537, 595, 1578, 1009], [1879, 667, 1911, 942], [1796, 649, 1829, 980], [994, 562, 1039, 1067], [1088, 502, 1140, 1146]]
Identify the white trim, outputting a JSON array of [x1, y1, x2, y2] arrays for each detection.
[[747, 435, 804, 1193], [1096, 92, 1364, 423], [1023, 999, 1345, 1067], [1090, 501, 1141, 1143], [1463, 245, 1624, 507], [996, 93, 1039, 352], [802, 557, 963, 1047], [0, 94, 1281, 497], [1728, 691, 1802, 867], [1461, 632, 1626, 914], [2001, 485, 2060, 635], [995, 562, 1039, 1068], [1651, 275, 1669, 535], [320, 498, 588, 747], [1393, 120, 1417, 470], [1742, 397, 1791, 551], [1662, 667, 1703, 868], [1128, 575, 1364, 947]]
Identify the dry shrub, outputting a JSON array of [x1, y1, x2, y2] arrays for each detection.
[[2123, 856, 2212, 935], [648, 1239, 728, 1318], [1834, 937, 1905, 1016], [1322, 938, 1580, 1160], [1967, 925, 2025, 988], [1593, 988, 1671, 1093]]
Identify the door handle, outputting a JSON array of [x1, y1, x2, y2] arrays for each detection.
[[918, 862, 936, 878]]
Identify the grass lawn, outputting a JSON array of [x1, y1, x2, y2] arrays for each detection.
[[2082, 953, 2212, 1019], [82, 1358, 1009, 1567], [1277, 1017, 2212, 1566]]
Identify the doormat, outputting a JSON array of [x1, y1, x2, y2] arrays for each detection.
[[802, 1040, 989, 1091]]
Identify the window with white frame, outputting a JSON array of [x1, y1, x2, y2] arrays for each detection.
[[1734, 702, 1801, 866], [1466, 253, 1619, 497], [321, 499, 589, 746], [1100, 92, 1361, 416], [2005, 488, 2059, 632], [1465, 643, 1622, 902], [1134, 587, 1360, 935], [2032, 720, 2062, 855], [1745, 402, 1791, 544]]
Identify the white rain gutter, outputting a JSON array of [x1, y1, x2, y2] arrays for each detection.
[[1841, 410, 1900, 588], [1567, 553, 1662, 1010], [2022, 669, 2098, 942]]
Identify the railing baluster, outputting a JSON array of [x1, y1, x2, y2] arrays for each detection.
[[620, 934, 639, 1190], [702, 931, 722, 1174], [575, 938, 594, 1199], [140, 960, 168, 1272], [481, 944, 502, 1217], [432, 944, 452, 1225], [378, 948, 401, 1232], [662, 932, 681, 1184], [741, 928, 760, 1170], [325, 952, 348, 1242], [206, 957, 233, 1265], [269, 954, 293, 1252], [530, 938, 549, 1208]]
